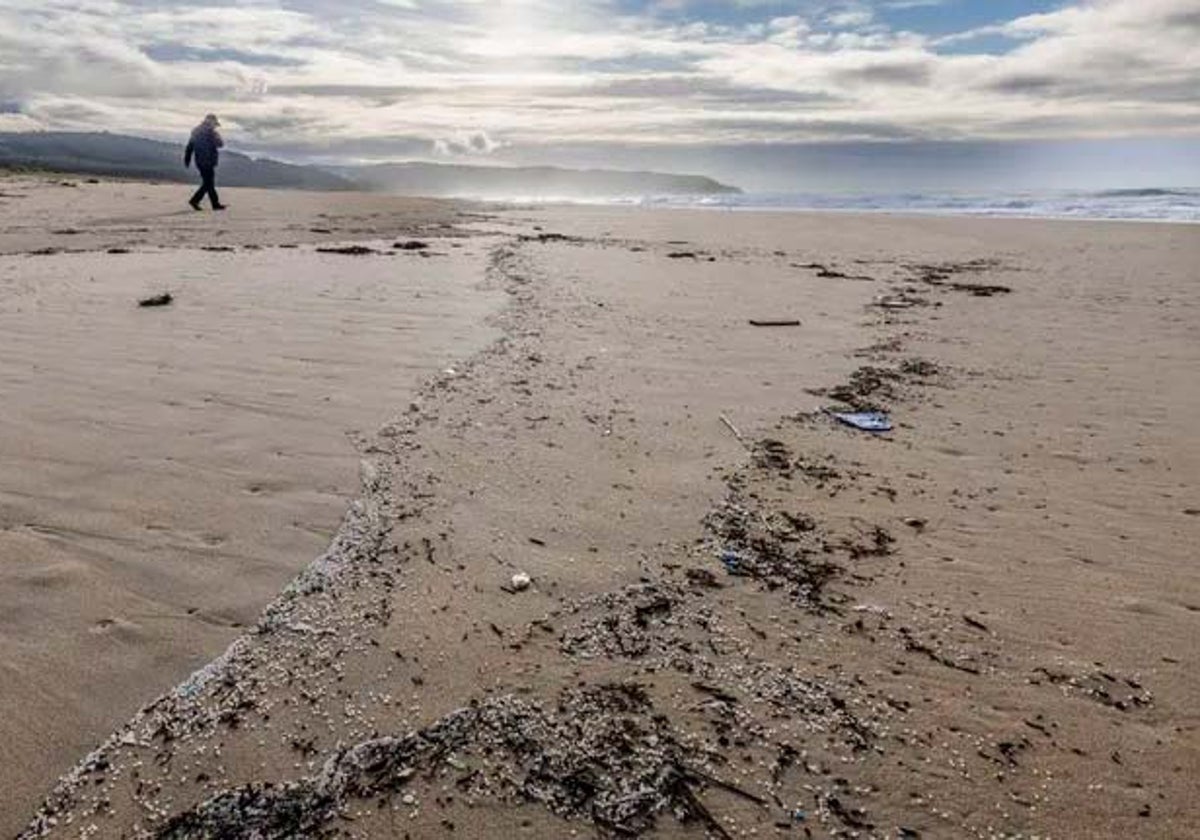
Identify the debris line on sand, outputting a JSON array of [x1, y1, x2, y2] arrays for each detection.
[[157, 684, 756, 840], [316, 245, 377, 256]]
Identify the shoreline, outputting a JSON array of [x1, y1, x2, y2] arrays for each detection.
[[512, 202, 1200, 225], [6, 191, 1198, 837]]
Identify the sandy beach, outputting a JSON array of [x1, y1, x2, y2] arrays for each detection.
[[3, 175, 1198, 839]]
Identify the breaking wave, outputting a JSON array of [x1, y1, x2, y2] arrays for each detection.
[[623, 187, 1200, 222]]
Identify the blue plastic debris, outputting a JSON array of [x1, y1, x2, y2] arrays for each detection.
[[720, 550, 742, 573], [830, 411, 892, 433]]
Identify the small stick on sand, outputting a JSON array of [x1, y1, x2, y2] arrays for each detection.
[[759, 512, 779, 535], [683, 765, 771, 807], [138, 292, 173, 308], [719, 414, 747, 447]]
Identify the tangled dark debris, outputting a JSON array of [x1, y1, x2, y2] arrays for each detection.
[[316, 245, 378, 256], [158, 684, 755, 840], [518, 232, 584, 244], [802, 354, 944, 413], [752, 438, 794, 474], [556, 580, 883, 754], [813, 366, 902, 412], [1031, 667, 1153, 711], [907, 260, 1013, 297], [701, 437, 896, 611], [793, 263, 875, 282], [899, 627, 984, 676], [705, 492, 846, 609], [899, 358, 940, 378], [560, 583, 694, 660]]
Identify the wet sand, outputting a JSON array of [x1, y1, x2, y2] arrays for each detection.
[[0, 174, 480, 256], [4, 176, 1199, 838], [0, 174, 504, 833]]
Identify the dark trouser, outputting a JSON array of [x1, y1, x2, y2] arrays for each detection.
[[190, 165, 220, 208]]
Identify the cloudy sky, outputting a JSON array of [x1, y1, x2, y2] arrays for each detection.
[[1, 0, 1197, 189]]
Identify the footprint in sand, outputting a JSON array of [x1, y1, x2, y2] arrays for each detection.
[[89, 617, 140, 636], [144, 524, 228, 548], [245, 479, 288, 496]]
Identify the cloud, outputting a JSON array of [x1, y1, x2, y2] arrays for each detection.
[[825, 9, 874, 29], [835, 58, 932, 86], [143, 44, 307, 68], [0, 0, 1195, 161]]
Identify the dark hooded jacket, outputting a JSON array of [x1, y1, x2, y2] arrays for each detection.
[[184, 123, 224, 169]]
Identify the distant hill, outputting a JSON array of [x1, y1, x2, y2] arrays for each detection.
[[333, 162, 742, 198], [0, 132, 355, 191], [0, 131, 741, 198]]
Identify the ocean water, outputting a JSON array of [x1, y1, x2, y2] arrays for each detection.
[[629, 187, 1200, 223]]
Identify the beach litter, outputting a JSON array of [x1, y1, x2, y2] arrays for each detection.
[[394, 240, 429, 250], [830, 411, 893, 433], [749, 319, 801, 327], [873, 296, 919, 310], [719, 550, 743, 575], [138, 292, 173, 308], [718, 414, 747, 446], [509, 572, 532, 592]]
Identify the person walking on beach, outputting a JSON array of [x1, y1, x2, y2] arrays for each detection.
[[184, 114, 227, 211]]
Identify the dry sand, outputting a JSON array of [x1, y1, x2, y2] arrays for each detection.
[[3, 174, 1198, 838]]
